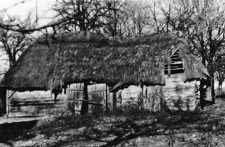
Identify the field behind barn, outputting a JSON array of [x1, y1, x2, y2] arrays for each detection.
[[1, 93, 225, 147]]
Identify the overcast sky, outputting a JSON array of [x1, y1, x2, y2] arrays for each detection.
[[0, 0, 56, 24]]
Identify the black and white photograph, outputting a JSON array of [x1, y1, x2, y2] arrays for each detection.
[[0, 0, 225, 146]]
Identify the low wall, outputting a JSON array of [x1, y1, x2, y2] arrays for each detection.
[[164, 74, 199, 111], [8, 91, 66, 117]]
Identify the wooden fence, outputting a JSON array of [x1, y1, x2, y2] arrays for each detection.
[[8, 91, 66, 117], [6, 84, 110, 117], [67, 83, 109, 114]]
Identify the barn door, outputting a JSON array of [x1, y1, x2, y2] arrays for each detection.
[[66, 83, 84, 114], [66, 83, 109, 114], [88, 84, 108, 113]]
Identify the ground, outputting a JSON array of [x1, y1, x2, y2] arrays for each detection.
[[1, 95, 225, 147]]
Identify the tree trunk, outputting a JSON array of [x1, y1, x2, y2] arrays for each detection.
[[211, 77, 215, 104], [113, 2, 117, 37], [200, 56, 206, 109], [200, 79, 205, 109], [218, 81, 221, 93], [81, 83, 88, 115], [9, 54, 16, 67], [208, 60, 215, 104], [218, 80, 223, 95], [112, 92, 117, 113]]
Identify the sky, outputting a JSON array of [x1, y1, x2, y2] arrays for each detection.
[[0, 0, 56, 25], [0, 0, 56, 74]]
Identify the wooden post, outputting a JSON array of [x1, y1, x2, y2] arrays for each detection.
[[168, 64, 171, 77], [105, 85, 108, 115], [211, 78, 215, 104], [81, 83, 89, 115], [112, 91, 117, 113], [6, 90, 9, 117], [200, 79, 205, 109], [6, 91, 16, 117], [0, 88, 6, 116]]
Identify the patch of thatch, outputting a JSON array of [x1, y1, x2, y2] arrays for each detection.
[[36, 31, 107, 44], [36, 31, 174, 47], [174, 39, 210, 82], [0, 32, 209, 91], [183, 54, 210, 82]]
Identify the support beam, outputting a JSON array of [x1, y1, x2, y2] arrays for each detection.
[[168, 64, 171, 77], [6, 90, 16, 117], [105, 85, 108, 115], [0, 88, 6, 116], [81, 83, 89, 115], [112, 91, 117, 113]]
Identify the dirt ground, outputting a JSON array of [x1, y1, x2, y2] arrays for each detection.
[[1, 95, 225, 147], [0, 116, 42, 125]]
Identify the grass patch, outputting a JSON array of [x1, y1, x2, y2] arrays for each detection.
[[2, 100, 225, 147]]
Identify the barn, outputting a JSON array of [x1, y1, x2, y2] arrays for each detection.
[[0, 31, 210, 116]]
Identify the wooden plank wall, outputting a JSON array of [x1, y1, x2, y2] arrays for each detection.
[[67, 83, 84, 113], [66, 83, 109, 113], [116, 76, 197, 112], [9, 90, 66, 117], [143, 85, 163, 112], [121, 86, 141, 104], [112, 85, 164, 112], [88, 84, 108, 112], [119, 85, 163, 112], [7, 75, 198, 117], [164, 74, 199, 111], [8, 84, 110, 117]]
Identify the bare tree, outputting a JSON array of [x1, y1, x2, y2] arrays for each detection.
[[156, 0, 225, 108], [52, 0, 150, 37], [123, 0, 150, 36], [0, 14, 34, 67], [215, 56, 225, 94], [103, 0, 126, 36], [51, 0, 123, 34]]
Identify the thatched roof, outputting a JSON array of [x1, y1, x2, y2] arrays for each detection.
[[183, 54, 209, 82], [0, 31, 209, 91], [175, 39, 210, 82]]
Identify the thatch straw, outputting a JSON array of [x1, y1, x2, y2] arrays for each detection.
[[36, 31, 107, 45], [183, 54, 210, 82], [174, 38, 210, 81], [0, 32, 209, 91], [36, 31, 174, 47]]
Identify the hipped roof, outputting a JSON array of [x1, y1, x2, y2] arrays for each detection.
[[0, 31, 209, 91]]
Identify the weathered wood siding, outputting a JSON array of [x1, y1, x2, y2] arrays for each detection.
[[143, 85, 163, 111], [7, 83, 110, 117], [164, 74, 199, 111], [121, 86, 141, 104], [118, 75, 199, 112], [118, 85, 163, 112], [88, 84, 108, 112], [9, 91, 66, 117], [67, 83, 84, 113], [66, 83, 109, 113]]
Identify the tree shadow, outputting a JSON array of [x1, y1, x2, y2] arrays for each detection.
[[0, 120, 37, 143], [83, 110, 225, 147], [216, 93, 225, 99]]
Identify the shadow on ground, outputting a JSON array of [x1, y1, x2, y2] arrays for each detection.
[[82, 110, 225, 147], [0, 120, 37, 144], [2, 97, 225, 147]]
